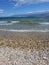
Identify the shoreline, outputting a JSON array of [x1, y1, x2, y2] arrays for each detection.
[[0, 29, 49, 32], [0, 30, 49, 39], [0, 30, 49, 50]]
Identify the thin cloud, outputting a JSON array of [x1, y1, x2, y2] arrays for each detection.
[[0, 9, 4, 14], [10, 0, 49, 7], [27, 10, 49, 14]]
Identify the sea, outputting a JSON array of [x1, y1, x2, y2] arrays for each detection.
[[0, 17, 49, 32]]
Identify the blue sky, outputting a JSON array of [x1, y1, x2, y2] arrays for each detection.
[[0, 0, 49, 16]]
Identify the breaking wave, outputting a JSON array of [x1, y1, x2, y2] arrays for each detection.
[[0, 21, 20, 25], [0, 21, 49, 26], [0, 29, 49, 32], [39, 22, 49, 25]]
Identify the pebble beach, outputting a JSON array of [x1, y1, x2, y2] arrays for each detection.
[[0, 31, 49, 65]]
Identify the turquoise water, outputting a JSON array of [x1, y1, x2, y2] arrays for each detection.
[[0, 17, 49, 32]]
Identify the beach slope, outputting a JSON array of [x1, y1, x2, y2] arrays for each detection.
[[0, 31, 49, 65]]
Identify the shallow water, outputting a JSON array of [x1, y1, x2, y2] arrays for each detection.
[[0, 17, 49, 32]]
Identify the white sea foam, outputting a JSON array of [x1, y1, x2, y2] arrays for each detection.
[[0, 21, 20, 25], [39, 22, 49, 25], [0, 21, 7, 23], [0, 23, 13, 25], [0, 21, 12, 25], [11, 21, 20, 23], [0, 29, 49, 32]]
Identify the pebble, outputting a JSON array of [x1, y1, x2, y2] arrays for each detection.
[[0, 47, 49, 65]]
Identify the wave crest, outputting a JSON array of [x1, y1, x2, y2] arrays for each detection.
[[0, 21, 20, 25], [0, 29, 49, 32]]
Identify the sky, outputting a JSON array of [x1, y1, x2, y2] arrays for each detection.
[[0, 0, 49, 16]]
